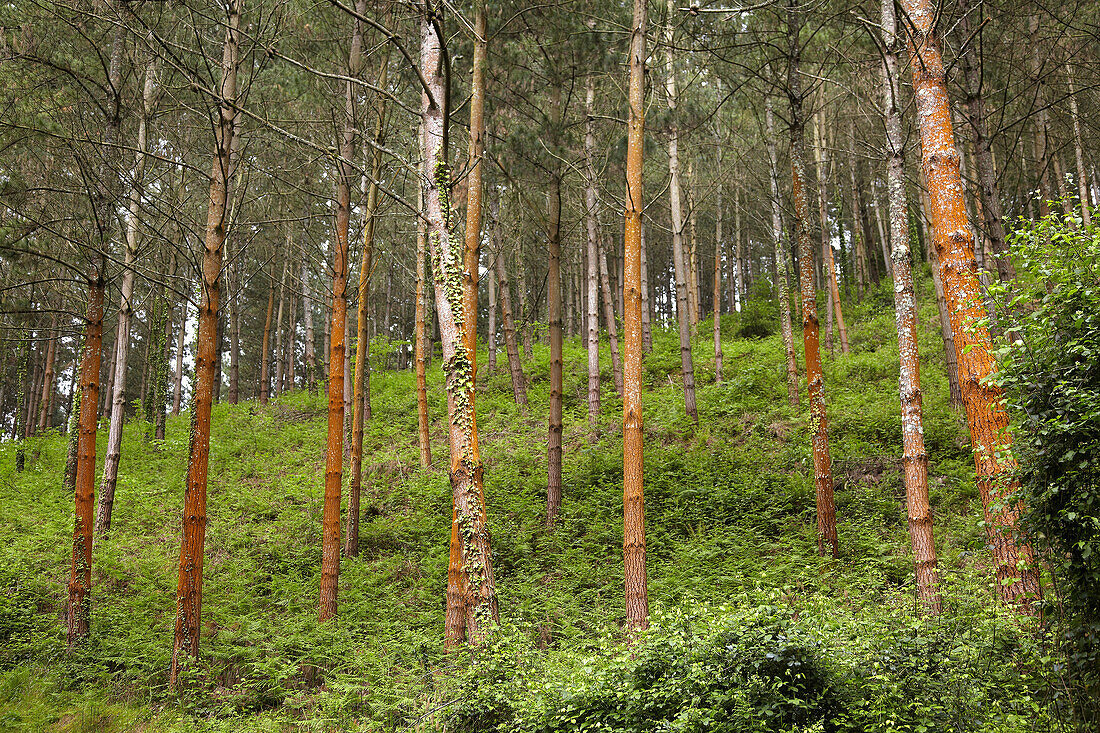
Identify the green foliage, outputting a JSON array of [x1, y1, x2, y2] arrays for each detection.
[[995, 211, 1100, 723], [737, 280, 779, 339]]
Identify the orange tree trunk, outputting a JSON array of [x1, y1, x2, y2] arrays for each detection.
[[347, 50, 389, 559], [170, 0, 239, 684], [787, 6, 837, 558], [882, 0, 941, 612], [901, 0, 1041, 610], [623, 0, 649, 632], [319, 0, 365, 621], [422, 4, 498, 643], [67, 275, 104, 646]]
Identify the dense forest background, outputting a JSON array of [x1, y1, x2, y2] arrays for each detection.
[[1, 0, 1099, 730]]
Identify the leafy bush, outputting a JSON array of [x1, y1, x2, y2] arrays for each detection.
[[996, 211, 1100, 725], [737, 280, 779, 339]]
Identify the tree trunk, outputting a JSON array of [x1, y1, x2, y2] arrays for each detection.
[[302, 252, 316, 394], [415, 180, 433, 468], [623, 0, 649, 632], [599, 237, 624, 397], [487, 246, 498, 375], [421, 6, 498, 642], [664, 0, 697, 423], [273, 231, 291, 400], [882, 0, 941, 611], [547, 169, 564, 528], [585, 77, 600, 429], [169, 0, 238, 683], [640, 222, 652, 354], [36, 316, 58, 432], [713, 146, 723, 383], [766, 96, 800, 407], [172, 299, 187, 415], [259, 275, 275, 404], [319, 0, 365, 622], [494, 211, 528, 410], [687, 159, 700, 327], [812, 113, 849, 354], [1066, 61, 1091, 228], [347, 51, 389, 560], [787, 8, 837, 558], [1028, 15, 1052, 217], [902, 0, 1041, 611]]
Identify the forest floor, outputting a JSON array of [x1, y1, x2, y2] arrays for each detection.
[[0, 271, 1060, 732]]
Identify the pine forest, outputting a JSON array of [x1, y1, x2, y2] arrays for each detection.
[[2, 0, 1100, 730]]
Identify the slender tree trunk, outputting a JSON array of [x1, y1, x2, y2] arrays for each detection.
[[902, 0, 1041, 611], [172, 299, 187, 415], [228, 249, 240, 403], [273, 231, 291, 400], [415, 180, 433, 467], [766, 96, 800, 407], [846, 124, 868, 300], [664, 0, 697, 423], [883, 0, 941, 611], [302, 246, 316, 394], [97, 52, 157, 536], [259, 275, 275, 404], [787, 8, 837, 557], [319, 0, 365, 622], [813, 114, 849, 354], [547, 170, 563, 528], [733, 186, 742, 312], [623, 0, 649, 632], [494, 212, 528, 410], [585, 77, 601, 428], [170, 0, 238, 683], [36, 316, 58, 432], [640, 222, 652, 354], [1028, 15, 1052, 216], [599, 237, 624, 397], [1066, 62, 1091, 228], [347, 52, 389, 561], [487, 246, 498, 375], [421, 6, 498, 642], [687, 159, 700, 327], [713, 147, 724, 383]]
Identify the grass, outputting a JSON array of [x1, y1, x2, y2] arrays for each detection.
[[0, 270, 1056, 731]]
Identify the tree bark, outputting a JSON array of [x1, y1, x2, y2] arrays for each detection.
[[599, 237, 624, 397], [812, 113, 849, 354], [36, 316, 58, 432], [493, 212, 528, 410], [1066, 61, 1091, 228], [902, 0, 1041, 611], [547, 170, 563, 528], [713, 145, 723, 383], [623, 0, 649, 632], [787, 7, 837, 558], [172, 298, 187, 414], [415, 179, 433, 467], [273, 231, 291, 400], [640, 222, 652, 354], [664, 0, 697, 423], [421, 5, 498, 643], [170, 0, 238, 683], [259, 274, 275, 404], [585, 77, 601, 429], [883, 0, 941, 611], [766, 96, 800, 407]]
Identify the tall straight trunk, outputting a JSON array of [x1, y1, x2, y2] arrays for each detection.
[[347, 51, 389, 560], [487, 247, 498, 374], [516, 244, 532, 360], [36, 316, 58, 432], [1066, 62, 1091, 228], [319, 0, 365, 622], [599, 237, 624, 397], [639, 224, 652, 353], [882, 0, 941, 612], [420, 6, 498, 642], [846, 124, 867, 300], [493, 212, 528, 410], [68, 276, 104, 646], [813, 114, 849, 354], [733, 186, 742, 312], [1028, 15, 1052, 216], [415, 181, 433, 467], [100, 324, 115, 420], [957, 0, 1014, 281], [713, 150, 724, 383], [273, 230, 291, 400], [213, 306, 223, 404], [901, 0, 1041, 611], [687, 159, 700, 326], [170, 0, 238, 683], [172, 299, 187, 414], [284, 264, 297, 392], [664, 0, 697, 423], [623, 0, 648, 632], [69, 16, 123, 641], [547, 172, 563, 528], [787, 7, 837, 558], [585, 77, 600, 428], [302, 250, 316, 393], [872, 183, 891, 277], [766, 96, 800, 407], [259, 275, 275, 404], [228, 249, 240, 403], [96, 52, 157, 536]]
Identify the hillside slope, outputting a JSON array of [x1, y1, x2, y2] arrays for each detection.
[[0, 276, 1052, 732]]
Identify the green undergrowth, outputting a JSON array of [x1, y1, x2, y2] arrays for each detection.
[[0, 270, 1063, 731]]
